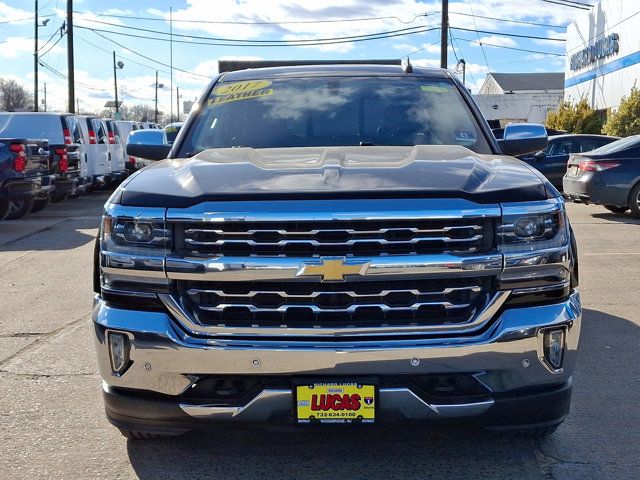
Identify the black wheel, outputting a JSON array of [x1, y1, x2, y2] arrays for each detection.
[[604, 205, 629, 214], [51, 193, 68, 203], [30, 196, 51, 213], [119, 429, 184, 440], [6, 198, 35, 220], [0, 199, 10, 221], [628, 183, 640, 218]]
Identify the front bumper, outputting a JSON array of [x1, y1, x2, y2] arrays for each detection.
[[0, 177, 42, 200], [93, 291, 581, 429]]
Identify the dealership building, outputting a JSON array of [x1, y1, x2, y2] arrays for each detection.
[[564, 0, 640, 112]]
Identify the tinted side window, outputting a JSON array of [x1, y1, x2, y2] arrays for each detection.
[[580, 139, 608, 152], [548, 139, 573, 156]]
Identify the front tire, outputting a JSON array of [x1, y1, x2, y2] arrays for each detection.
[[30, 196, 51, 213], [6, 198, 35, 220], [51, 193, 68, 203], [0, 199, 10, 221], [628, 183, 640, 218], [119, 429, 184, 440], [604, 205, 629, 214]]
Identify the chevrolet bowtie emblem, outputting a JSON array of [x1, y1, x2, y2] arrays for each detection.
[[297, 258, 369, 282]]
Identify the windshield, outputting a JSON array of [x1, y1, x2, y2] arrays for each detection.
[[0, 114, 64, 143], [589, 134, 640, 155], [178, 77, 491, 156]]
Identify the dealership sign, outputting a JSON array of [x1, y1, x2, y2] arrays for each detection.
[[570, 33, 619, 71]]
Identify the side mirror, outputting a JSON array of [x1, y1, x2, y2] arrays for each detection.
[[126, 129, 170, 161], [533, 150, 547, 160], [497, 123, 548, 156]]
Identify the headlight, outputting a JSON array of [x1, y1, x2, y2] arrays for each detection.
[[101, 208, 171, 253], [499, 200, 567, 253], [99, 205, 171, 293]]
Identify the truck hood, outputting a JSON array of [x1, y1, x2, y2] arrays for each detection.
[[117, 145, 550, 207]]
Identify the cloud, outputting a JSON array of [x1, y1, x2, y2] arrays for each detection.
[[471, 35, 518, 48], [0, 2, 31, 24], [0, 37, 64, 59]]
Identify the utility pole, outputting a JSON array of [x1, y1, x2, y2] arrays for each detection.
[[440, 0, 448, 69], [113, 51, 119, 116], [169, 6, 173, 123], [76, 98, 80, 114], [43, 82, 47, 111], [176, 86, 180, 122], [67, 0, 75, 113], [34, 0, 39, 112], [154, 71, 159, 123]]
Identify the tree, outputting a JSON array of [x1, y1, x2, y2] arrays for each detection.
[[0, 79, 32, 111], [602, 85, 640, 137], [546, 99, 603, 134]]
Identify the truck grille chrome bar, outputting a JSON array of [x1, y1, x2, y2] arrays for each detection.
[[178, 218, 492, 257], [174, 277, 494, 331]]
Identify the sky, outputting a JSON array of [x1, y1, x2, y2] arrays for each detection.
[[0, 0, 591, 115]]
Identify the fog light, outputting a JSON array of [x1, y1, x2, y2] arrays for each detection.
[[543, 329, 565, 370], [108, 332, 130, 374]]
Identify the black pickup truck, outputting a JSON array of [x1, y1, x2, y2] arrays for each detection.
[[94, 64, 581, 439], [0, 138, 52, 220]]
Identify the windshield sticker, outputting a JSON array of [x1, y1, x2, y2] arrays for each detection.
[[209, 80, 274, 106], [455, 131, 476, 143], [420, 85, 450, 93], [209, 80, 273, 105]]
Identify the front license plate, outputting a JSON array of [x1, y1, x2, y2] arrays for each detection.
[[295, 382, 376, 424]]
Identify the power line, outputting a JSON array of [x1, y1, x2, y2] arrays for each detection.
[[81, 10, 434, 26], [449, 31, 479, 89], [455, 36, 564, 56], [540, 0, 591, 10], [39, 30, 65, 57], [449, 11, 566, 29], [404, 39, 440, 57], [86, 29, 211, 79], [78, 24, 440, 48], [467, 1, 490, 72], [451, 26, 565, 42], [78, 17, 437, 45]]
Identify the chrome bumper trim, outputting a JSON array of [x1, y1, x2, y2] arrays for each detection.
[[178, 388, 494, 421], [164, 253, 503, 281], [158, 290, 511, 338]]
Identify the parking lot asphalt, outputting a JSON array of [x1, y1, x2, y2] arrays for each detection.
[[0, 193, 638, 480]]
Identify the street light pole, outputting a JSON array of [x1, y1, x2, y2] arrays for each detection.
[[113, 51, 119, 116], [176, 86, 180, 122], [43, 82, 47, 111], [155, 71, 159, 123]]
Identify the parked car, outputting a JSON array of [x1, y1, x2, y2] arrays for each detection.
[[95, 64, 581, 439], [77, 116, 111, 187], [564, 134, 640, 216], [164, 122, 183, 145], [0, 138, 51, 220], [115, 120, 140, 173], [0, 112, 86, 202], [518, 134, 619, 190], [104, 120, 127, 182]]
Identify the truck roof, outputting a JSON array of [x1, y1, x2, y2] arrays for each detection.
[[219, 64, 451, 81]]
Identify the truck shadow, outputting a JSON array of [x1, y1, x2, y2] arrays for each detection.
[[590, 212, 640, 225], [125, 308, 639, 480]]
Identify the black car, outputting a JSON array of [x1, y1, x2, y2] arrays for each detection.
[[519, 134, 619, 190], [564, 134, 640, 216]]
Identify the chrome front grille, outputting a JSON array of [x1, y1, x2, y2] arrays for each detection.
[[177, 277, 492, 329], [178, 218, 492, 257]]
